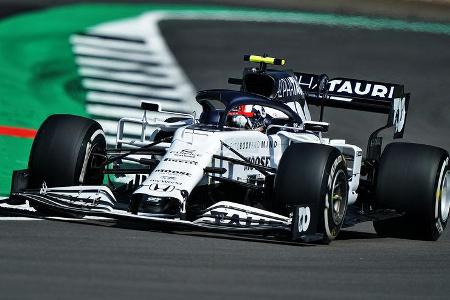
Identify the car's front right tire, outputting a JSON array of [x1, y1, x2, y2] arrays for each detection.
[[274, 143, 348, 244]]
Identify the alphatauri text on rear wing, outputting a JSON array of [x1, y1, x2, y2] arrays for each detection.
[[294, 72, 410, 139]]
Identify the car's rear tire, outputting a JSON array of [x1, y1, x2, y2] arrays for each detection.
[[274, 143, 348, 243], [373, 142, 449, 241], [28, 114, 106, 214]]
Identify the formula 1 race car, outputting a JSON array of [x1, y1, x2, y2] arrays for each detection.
[[7, 55, 449, 243]]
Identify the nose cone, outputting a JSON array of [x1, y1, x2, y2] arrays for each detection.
[[129, 193, 180, 215]]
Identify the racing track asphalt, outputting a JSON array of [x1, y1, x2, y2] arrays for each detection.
[[1, 13, 450, 300]]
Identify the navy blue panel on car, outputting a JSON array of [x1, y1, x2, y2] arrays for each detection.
[[294, 72, 406, 114], [195, 89, 303, 125], [241, 68, 306, 106]]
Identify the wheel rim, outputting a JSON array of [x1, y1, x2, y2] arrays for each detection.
[[331, 169, 347, 224], [441, 171, 449, 222]]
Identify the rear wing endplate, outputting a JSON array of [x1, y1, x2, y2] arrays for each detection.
[[294, 72, 410, 138]]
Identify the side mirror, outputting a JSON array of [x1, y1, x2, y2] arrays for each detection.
[[141, 101, 161, 112], [303, 121, 329, 133]]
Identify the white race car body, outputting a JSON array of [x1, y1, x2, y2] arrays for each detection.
[[8, 55, 419, 243], [133, 126, 362, 208]]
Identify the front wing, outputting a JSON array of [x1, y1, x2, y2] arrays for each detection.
[[6, 186, 323, 241]]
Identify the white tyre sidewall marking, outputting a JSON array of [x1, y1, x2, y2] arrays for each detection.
[[79, 129, 106, 183], [324, 193, 331, 239]]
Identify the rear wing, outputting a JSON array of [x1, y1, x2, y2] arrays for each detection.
[[294, 72, 410, 139]]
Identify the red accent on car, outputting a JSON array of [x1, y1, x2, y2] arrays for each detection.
[[227, 105, 254, 117], [0, 126, 37, 138]]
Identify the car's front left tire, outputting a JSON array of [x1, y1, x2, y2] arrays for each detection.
[[28, 114, 106, 214], [29, 114, 106, 188]]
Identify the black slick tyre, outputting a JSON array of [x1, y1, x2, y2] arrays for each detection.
[[274, 143, 348, 244], [373, 142, 449, 241], [28, 114, 106, 214]]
